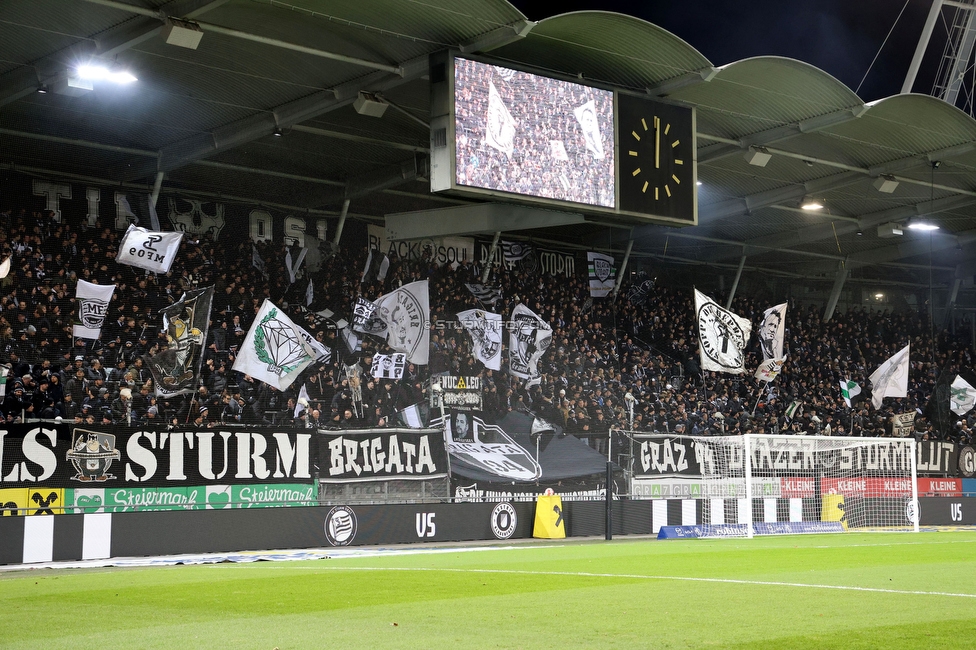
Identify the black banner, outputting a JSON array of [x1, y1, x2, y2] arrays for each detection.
[[918, 497, 976, 525], [318, 428, 448, 482], [916, 440, 960, 477], [631, 434, 705, 478], [0, 423, 315, 488]]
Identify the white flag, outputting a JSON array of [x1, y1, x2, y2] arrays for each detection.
[[73, 280, 116, 339], [840, 379, 861, 408], [869, 344, 910, 409], [950, 375, 976, 416], [372, 280, 430, 365], [509, 303, 552, 380], [485, 81, 516, 156], [117, 224, 184, 273], [694, 289, 752, 374], [755, 358, 785, 383], [587, 252, 615, 298], [0, 256, 10, 279], [294, 383, 310, 418], [458, 309, 502, 371], [398, 404, 424, 428], [758, 303, 787, 361], [305, 279, 314, 307], [371, 353, 406, 379], [233, 300, 315, 390], [285, 247, 308, 285], [573, 99, 605, 160]]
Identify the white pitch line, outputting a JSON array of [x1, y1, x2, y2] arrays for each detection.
[[234, 565, 976, 599]]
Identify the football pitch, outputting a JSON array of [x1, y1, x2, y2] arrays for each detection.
[[2, 531, 975, 649]]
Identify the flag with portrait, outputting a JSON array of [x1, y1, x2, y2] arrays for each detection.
[[509, 303, 552, 380], [371, 353, 406, 380], [758, 303, 787, 362], [372, 280, 430, 365]]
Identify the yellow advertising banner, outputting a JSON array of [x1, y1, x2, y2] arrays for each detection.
[[533, 493, 566, 539], [821, 494, 847, 530]]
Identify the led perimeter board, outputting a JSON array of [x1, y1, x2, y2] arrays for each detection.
[[429, 52, 697, 226]]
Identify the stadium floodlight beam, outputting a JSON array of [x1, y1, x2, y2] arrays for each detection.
[[74, 63, 137, 84]]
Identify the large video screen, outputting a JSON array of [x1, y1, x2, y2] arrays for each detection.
[[454, 57, 615, 208]]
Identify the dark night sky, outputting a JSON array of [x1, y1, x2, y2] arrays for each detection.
[[509, 0, 944, 103]]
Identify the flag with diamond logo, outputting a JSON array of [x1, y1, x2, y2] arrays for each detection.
[[233, 299, 315, 390]]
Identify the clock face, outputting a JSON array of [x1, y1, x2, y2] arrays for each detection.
[[617, 95, 696, 223]]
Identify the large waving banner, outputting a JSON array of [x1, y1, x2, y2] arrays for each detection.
[[509, 304, 552, 379], [72, 280, 115, 339], [117, 224, 184, 273], [758, 302, 787, 361], [458, 309, 502, 371], [372, 280, 430, 365], [694, 289, 752, 374], [146, 286, 214, 397], [234, 300, 315, 390]]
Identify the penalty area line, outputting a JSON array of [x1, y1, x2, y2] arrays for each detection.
[[255, 565, 976, 599]]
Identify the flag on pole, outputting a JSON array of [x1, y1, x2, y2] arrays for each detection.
[[371, 353, 406, 379], [950, 375, 976, 416], [458, 309, 502, 371], [361, 249, 390, 283], [285, 247, 308, 285], [755, 358, 785, 383], [118, 192, 160, 231], [501, 241, 532, 263], [146, 286, 214, 397], [305, 278, 314, 307], [352, 297, 386, 335], [294, 383, 310, 419], [840, 379, 862, 408], [251, 244, 266, 278], [371, 280, 430, 364], [485, 81, 516, 156], [509, 303, 552, 380], [785, 400, 802, 421], [73, 280, 116, 339], [233, 299, 315, 390], [694, 288, 752, 374], [573, 99, 605, 160], [464, 283, 502, 307], [117, 224, 184, 273], [869, 344, 910, 409], [398, 404, 424, 428], [586, 252, 616, 298], [0, 367, 7, 398], [758, 303, 787, 361]]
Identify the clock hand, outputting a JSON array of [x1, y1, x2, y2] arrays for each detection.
[[654, 116, 660, 170]]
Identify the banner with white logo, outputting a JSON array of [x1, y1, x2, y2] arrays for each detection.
[[352, 296, 386, 336], [464, 283, 502, 307], [372, 280, 430, 365], [117, 224, 184, 273], [508, 303, 552, 380], [869, 343, 910, 409], [371, 353, 406, 379], [72, 280, 116, 339], [587, 252, 616, 298], [755, 358, 785, 383], [758, 302, 787, 361], [694, 289, 752, 374], [146, 286, 214, 397], [458, 309, 502, 371], [233, 300, 315, 390], [891, 412, 916, 438]]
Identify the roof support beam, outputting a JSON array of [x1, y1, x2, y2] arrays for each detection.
[[701, 170, 863, 222], [647, 66, 719, 96], [823, 262, 849, 322]]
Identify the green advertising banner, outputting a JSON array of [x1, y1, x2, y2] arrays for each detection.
[[64, 484, 317, 513]]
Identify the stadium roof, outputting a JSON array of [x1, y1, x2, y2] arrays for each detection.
[[2, 1, 976, 298]]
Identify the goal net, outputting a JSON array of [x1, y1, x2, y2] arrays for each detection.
[[697, 435, 918, 537]]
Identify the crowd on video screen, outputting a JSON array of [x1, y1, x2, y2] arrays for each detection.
[[0, 203, 973, 449], [454, 57, 615, 208]]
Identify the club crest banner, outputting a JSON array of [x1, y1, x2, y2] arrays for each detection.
[[72, 280, 115, 339], [117, 224, 184, 273], [587, 252, 615, 298]]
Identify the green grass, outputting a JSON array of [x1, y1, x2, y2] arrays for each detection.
[[2, 532, 975, 649]]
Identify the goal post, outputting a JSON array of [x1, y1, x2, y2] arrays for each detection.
[[697, 434, 919, 537]]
